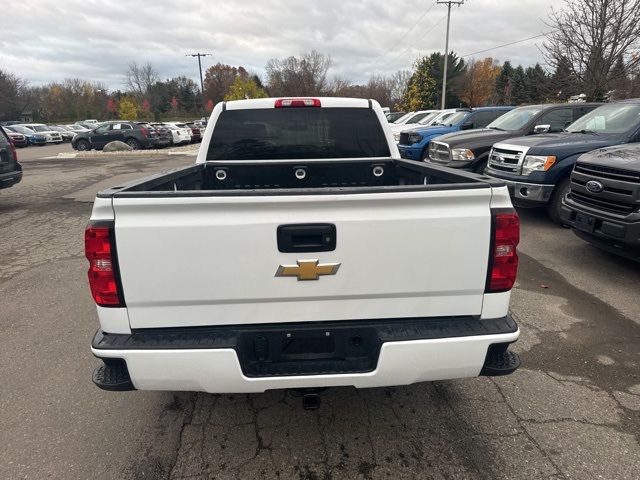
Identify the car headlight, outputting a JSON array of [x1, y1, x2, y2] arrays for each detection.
[[521, 155, 556, 175], [451, 148, 475, 161], [407, 132, 423, 145], [393, 132, 400, 142]]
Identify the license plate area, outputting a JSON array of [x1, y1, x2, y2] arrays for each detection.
[[237, 325, 381, 377], [574, 212, 596, 233]]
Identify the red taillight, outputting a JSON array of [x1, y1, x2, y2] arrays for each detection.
[[85, 224, 123, 306], [140, 127, 148, 138], [486, 210, 520, 293], [274, 98, 321, 108]]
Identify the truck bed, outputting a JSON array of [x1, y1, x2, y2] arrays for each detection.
[[98, 159, 501, 198]]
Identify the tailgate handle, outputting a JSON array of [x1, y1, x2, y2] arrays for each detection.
[[277, 224, 336, 253]]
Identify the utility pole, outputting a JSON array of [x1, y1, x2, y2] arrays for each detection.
[[185, 53, 212, 94], [437, 1, 465, 109]]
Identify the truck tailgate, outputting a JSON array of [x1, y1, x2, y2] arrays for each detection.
[[112, 189, 492, 329]]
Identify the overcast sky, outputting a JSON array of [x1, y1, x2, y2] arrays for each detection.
[[2, 0, 557, 90]]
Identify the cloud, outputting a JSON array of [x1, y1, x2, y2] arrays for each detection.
[[1, 0, 556, 90]]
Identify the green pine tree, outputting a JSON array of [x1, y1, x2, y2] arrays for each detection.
[[524, 64, 550, 104], [397, 56, 438, 111], [511, 66, 527, 105], [494, 61, 514, 105]]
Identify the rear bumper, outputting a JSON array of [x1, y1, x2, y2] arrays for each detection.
[[92, 316, 520, 393], [152, 138, 172, 147], [0, 167, 23, 189]]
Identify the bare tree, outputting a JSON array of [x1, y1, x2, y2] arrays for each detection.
[[265, 50, 333, 96], [0, 69, 27, 120], [125, 62, 159, 100], [543, 0, 640, 101], [203, 63, 248, 106], [388, 70, 412, 107]]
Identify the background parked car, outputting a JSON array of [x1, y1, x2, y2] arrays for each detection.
[[147, 123, 174, 147], [75, 121, 99, 130], [71, 121, 158, 151], [4, 129, 28, 148], [393, 110, 438, 127], [4, 125, 47, 146], [65, 124, 91, 134], [48, 125, 75, 142], [386, 111, 406, 123], [137, 122, 172, 148], [390, 110, 454, 142], [163, 122, 192, 145], [0, 127, 23, 190], [484, 99, 640, 224], [426, 103, 601, 173], [185, 122, 202, 143], [19, 124, 63, 144], [562, 143, 640, 261], [398, 107, 515, 161]]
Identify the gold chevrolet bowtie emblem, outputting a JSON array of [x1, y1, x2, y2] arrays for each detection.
[[275, 259, 341, 281]]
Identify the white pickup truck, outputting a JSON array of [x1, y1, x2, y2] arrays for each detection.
[[87, 97, 521, 400]]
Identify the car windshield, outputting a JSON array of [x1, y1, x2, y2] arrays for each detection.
[[488, 106, 543, 131], [403, 112, 432, 124], [393, 112, 415, 124], [31, 125, 50, 132], [174, 123, 188, 128], [416, 112, 440, 125], [436, 111, 468, 126], [566, 103, 640, 134]]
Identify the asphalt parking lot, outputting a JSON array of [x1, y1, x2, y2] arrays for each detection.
[[0, 152, 639, 480], [14, 142, 75, 161]]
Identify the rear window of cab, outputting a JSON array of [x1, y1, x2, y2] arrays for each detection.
[[207, 108, 391, 160]]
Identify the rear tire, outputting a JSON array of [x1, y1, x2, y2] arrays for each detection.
[[76, 139, 90, 151], [547, 177, 571, 226], [126, 138, 140, 150]]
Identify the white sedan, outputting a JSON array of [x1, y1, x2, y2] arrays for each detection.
[[390, 110, 458, 142], [164, 122, 192, 145]]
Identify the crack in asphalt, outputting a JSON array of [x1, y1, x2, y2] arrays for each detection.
[[490, 378, 568, 479]]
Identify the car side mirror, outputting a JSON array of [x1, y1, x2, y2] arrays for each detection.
[[460, 122, 474, 130], [533, 124, 551, 134]]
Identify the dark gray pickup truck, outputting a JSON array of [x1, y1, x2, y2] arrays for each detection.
[[562, 143, 640, 261], [0, 127, 23, 191]]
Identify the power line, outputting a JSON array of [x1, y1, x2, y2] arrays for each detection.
[[380, 15, 447, 70], [370, 1, 437, 67], [461, 32, 555, 58]]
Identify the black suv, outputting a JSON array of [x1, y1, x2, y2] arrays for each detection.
[[0, 127, 23, 190], [562, 143, 640, 261], [71, 121, 159, 151], [426, 103, 601, 173]]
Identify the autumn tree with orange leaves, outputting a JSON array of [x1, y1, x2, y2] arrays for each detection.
[[458, 57, 501, 107]]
